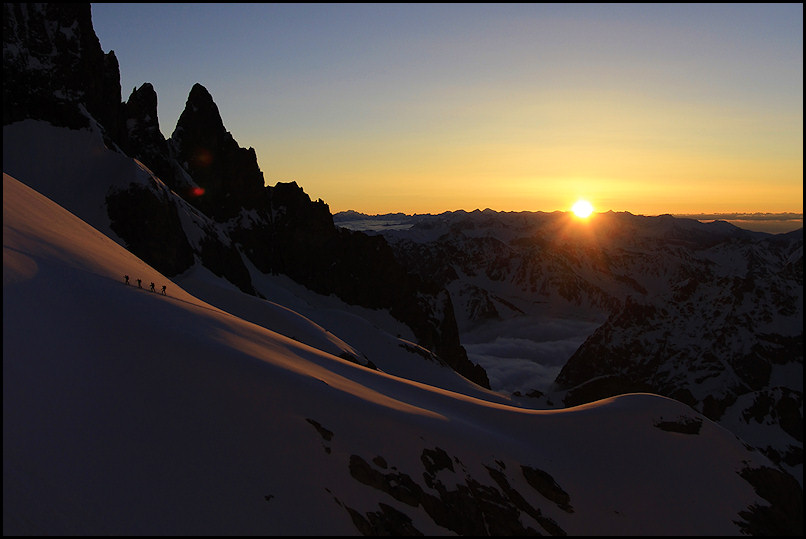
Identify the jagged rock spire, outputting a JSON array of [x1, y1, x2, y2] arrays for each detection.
[[120, 83, 174, 186], [170, 83, 267, 219]]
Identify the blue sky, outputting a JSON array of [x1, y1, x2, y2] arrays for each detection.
[[91, 3, 803, 215]]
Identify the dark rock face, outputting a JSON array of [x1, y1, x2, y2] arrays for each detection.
[[106, 183, 195, 277], [119, 83, 175, 190], [736, 465, 803, 536], [346, 503, 424, 536], [306, 417, 335, 454], [197, 231, 256, 295], [520, 465, 574, 513], [3, 3, 121, 136], [170, 83, 267, 220], [652, 416, 703, 435]]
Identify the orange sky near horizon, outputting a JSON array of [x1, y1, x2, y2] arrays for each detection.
[[92, 4, 803, 217], [260, 113, 802, 216]]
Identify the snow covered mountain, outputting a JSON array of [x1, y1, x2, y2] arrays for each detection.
[[335, 209, 804, 487], [4, 169, 802, 535]]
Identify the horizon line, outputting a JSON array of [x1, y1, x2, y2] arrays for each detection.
[[334, 209, 804, 221]]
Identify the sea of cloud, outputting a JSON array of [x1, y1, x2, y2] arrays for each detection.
[[462, 315, 604, 395]]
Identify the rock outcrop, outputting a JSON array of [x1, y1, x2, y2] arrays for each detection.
[[3, 3, 121, 137], [119, 83, 175, 189], [170, 83, 268, 220]]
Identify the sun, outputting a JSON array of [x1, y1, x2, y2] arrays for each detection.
[[571, 199, 594, 219]]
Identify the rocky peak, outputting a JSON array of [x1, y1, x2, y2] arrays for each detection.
[[123, 83, 161, 145], [173, 83, 225, 142], [270, 181, 335, 232], [120, 83, 174, 187], [2, 3, 121, 136], [170, 83, 267, 219]]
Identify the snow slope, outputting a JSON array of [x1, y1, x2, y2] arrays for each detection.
[[2, 171, 784, 534]]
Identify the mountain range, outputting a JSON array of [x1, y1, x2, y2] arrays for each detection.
[[335, 209, 803, 482], [3, 3, 802, 535]]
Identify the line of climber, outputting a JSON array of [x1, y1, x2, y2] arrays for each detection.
[[124, 275, 167, 295]]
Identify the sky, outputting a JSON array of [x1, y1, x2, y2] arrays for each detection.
[[90, 3, 803, 216]]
